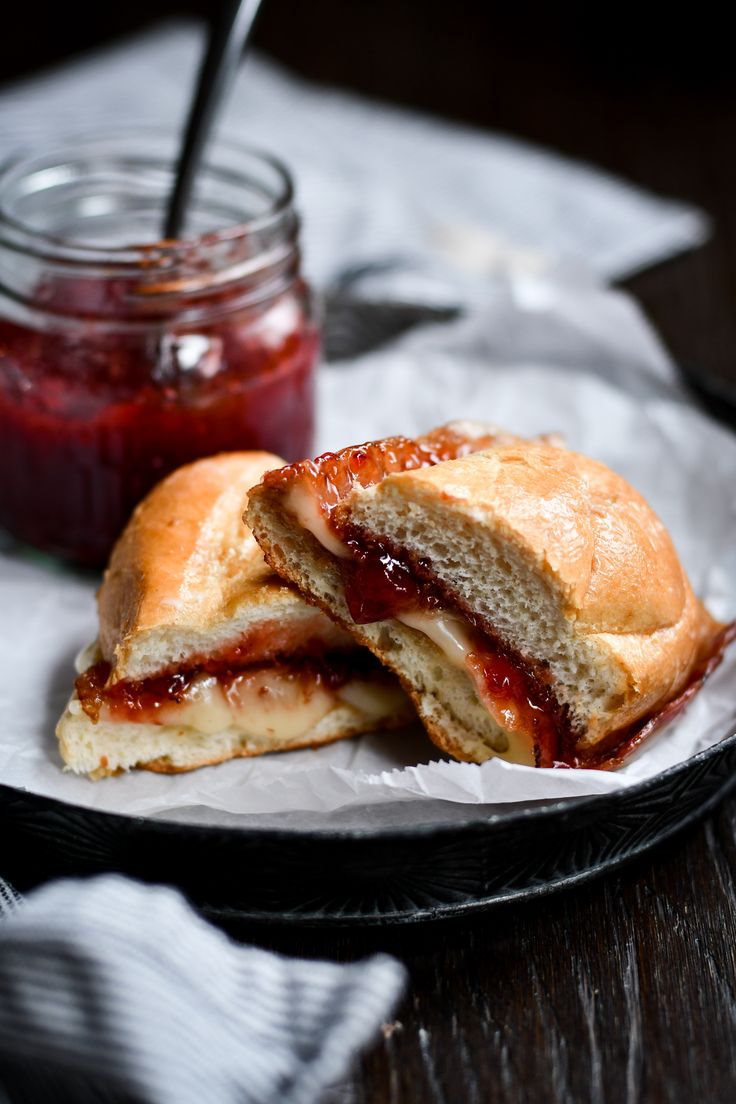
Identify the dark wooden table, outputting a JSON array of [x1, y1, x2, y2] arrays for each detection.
[[4, 9, 736, 1102], [231, 799, 736, 1103]]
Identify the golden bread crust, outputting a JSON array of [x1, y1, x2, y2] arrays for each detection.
[[98, 452, 343, 681], [378, 446, 688, 633]]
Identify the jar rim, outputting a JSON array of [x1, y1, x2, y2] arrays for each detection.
[[0, 127, 296, 269]]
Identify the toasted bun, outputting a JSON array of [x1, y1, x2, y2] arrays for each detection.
[[247, 433, 726, 766], [98, 452, 351, 683]]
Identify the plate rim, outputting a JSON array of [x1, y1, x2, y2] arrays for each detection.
[[197, 770, 736, 926]]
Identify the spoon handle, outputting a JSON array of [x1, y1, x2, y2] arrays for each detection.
[[164, 0, 264, 240]]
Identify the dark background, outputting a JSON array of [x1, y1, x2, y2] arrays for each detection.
[[3, 1, 736, 408]]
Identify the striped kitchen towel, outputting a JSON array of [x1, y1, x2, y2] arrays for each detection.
[[0, 879, 21, 919], [0, 875, 404, 1104]]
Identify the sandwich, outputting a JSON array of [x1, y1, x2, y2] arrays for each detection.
[[246, 423, 733, 769], [57, 452, 412, 778]]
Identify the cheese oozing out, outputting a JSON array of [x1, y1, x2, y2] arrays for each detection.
[[397, 608, 474, 668], [286, 484, 350, 559], [89, 661, 407, 744], [153, 668, 335, 738], [285, 483, 482, 676]]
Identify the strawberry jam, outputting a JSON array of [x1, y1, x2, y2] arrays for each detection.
[[0, 290, 317, 565], [340, 532, 736, 767], [262, 424, 505, 519], [464, 651, 563, 768], [0, 137, 318, 566], [342, 540, 439, 624], [261, 425, 736, 768], [77, 650, 381, 726], [338, 532, 567, 766]]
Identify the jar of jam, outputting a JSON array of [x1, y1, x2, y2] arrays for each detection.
[[0, 132, 319, 566]]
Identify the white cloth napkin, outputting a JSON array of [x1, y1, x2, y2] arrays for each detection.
[[0, 875, 404, 1104], [0, 21, 707, 292]]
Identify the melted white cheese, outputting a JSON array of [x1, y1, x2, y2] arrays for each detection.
[[396, 609, 474, 668], [100, 667, 405, 742], [336, 678, 408, 721], [398, 610, 528, 737], [154, 669, 336, 739], [285, 484, 349, 559]]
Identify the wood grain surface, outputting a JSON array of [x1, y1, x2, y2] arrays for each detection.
[[226, 800, 736, 1103]]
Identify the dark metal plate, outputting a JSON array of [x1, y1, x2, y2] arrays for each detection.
[[2, 724, 736, 926]]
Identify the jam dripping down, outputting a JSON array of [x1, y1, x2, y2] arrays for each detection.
[[465, 652, 562, 768], [328, 533, 736, 770], [262, 426, 736, 769]]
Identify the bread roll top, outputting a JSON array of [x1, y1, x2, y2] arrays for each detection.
[[99, 451, 351, 684]]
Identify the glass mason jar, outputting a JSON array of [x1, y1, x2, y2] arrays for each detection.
[[0, 132, 318, 566]]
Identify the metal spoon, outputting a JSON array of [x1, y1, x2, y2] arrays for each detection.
[[164, 0, 264, 241]]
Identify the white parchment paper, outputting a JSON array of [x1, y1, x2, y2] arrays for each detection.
[[1, 272, 735, 830]]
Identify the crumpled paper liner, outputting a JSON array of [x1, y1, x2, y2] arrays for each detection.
[[1, 273, 734, 830]]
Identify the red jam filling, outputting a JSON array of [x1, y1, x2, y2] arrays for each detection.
[[0, 275, 318, 565], [262, 425, 502, 517], [76, 650, 381, 726], [326, 526, 735, 770], [465, 652, 563, 768], [342, 540, 440, 624], [339, 534, 567, 767]]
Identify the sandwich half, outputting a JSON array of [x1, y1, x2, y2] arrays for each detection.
[[57, 452, 412, 778], [247, 424, 733, 769]]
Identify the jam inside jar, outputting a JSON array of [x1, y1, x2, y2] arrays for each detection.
[[0, 133, 319, 566]]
